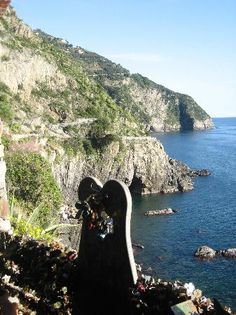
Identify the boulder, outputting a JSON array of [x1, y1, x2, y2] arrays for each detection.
[[189, 169, 211, 177], [144, 208, 177, 216], [194, 246, 216, 259], [221, 248, 236, 259], [195, 246, 236, 260]]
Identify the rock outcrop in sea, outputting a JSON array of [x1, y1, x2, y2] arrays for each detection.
[[195, 246, 236, 260], [144, 208, 177, 216]]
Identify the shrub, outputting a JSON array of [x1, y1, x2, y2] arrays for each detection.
[[90, 134, 120, 153], [62, 137, 84, 156], [1, 134, 11, 149], [82, 139, 96, 155], [1, 55, 10, 62], [0, 81, 11, 94], [89, 117, 112, 138], [11, 216, 54, 242], [10, 122, 21, 132], [9, 202, 75, 242], [0, 94, 13, 123], [6, 152, 62, 226]]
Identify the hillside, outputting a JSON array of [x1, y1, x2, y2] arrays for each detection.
[[75, 51, 214, 132], [38, 31, 214, 132], [0, 7, 209, 220], [0, 8, 143, 138], [0, 7, 213, 138]]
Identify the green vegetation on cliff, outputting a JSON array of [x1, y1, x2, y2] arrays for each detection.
[[0, 8, 213, 137], [6, 152, 62, 225], [0, 7, 214, 223], [62, 46, 213, 131], [0, 82, 13, 123], [0, 10, 144, 136]]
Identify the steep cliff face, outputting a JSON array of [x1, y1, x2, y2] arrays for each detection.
[[0, 8, 213, 135], [67, 49, 214, 132], [50, 137, 193, 203], [0, 7, 207, 207], [0, 8, 142, 136], [126, 75, 213, 131]]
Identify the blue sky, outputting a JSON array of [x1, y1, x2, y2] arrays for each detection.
[[11, 0, 236, 117]]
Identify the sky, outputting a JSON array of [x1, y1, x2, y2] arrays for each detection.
[[11, 0, 236, 118]]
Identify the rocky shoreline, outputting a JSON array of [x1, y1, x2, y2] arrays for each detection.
[[52, 137, 212, 204], [132, 264, 234, 315], [0, 233, 234, 315]]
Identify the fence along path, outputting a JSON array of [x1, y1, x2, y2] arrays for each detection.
[[74, 176, 137, 315]]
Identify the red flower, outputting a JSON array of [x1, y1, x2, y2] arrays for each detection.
[[88, 222, 95, 230], [137, 283, 146, 293], [67, 252, 78, 261]]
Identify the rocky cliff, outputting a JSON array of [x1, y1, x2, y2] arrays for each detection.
[[0, 7, 213, 136], [0, 8, 142, 137], [47, 136, 193, 203], [61, 47, 214, 132], [0, 7, 205, 212]]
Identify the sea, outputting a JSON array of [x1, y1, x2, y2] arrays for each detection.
[[131, 117, 236, 309]]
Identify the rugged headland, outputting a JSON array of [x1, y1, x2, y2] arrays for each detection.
[[0, 7, 212, 210], [0, 7, 234, 315], [0, 7, 213, 135], [37, 31, 214, 133], [51, 136, 194, 203]]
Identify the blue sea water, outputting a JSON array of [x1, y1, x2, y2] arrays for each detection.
[[131, 117, 236, 309]]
